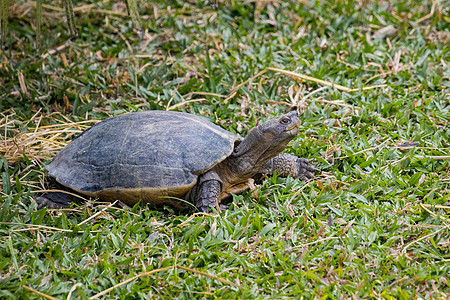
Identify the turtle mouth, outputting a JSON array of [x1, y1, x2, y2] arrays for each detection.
[[285, 121, 301, 133]]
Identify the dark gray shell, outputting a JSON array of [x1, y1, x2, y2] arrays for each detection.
[[46, 111, 241, 206]]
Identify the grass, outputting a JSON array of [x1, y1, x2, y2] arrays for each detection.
[[1, 0, 449, 298]]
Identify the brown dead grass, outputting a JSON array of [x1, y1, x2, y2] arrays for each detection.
[[0, 109, 99, 165]]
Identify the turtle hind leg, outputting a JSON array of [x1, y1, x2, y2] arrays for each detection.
[[34, 192, 79, 209]]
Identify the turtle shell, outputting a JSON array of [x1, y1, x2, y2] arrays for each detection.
[[46, 111, 241, 207]]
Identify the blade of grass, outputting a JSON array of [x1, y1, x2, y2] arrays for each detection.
[[124, 0, 142, 32], [35, 0, 42, 48], [7, 236, 20, 278], [1, 0, 10, 46], [63, 0, 77, 36]]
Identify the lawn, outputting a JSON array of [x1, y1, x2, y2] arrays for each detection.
[[1, 0, 449, 298]]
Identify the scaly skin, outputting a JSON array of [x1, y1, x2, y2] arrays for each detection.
[[261, 153, 319, 180], [190, 111, 319, 212]]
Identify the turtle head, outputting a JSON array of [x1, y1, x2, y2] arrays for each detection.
[[229, 111, 301, 177], [256, 111, 300, 146]]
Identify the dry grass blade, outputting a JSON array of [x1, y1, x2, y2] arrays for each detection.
[[0, 111, 99, 164], [415, 155, 450, 160], [2, 222, 74, 232], [41, 44, 69, 60], [67, 283, 83, 300], [286, 179, 316, 204], [176, 265, 239, 287], [183, 91, 227, 98], [268, 67, 353, 91], [421, 204, 450, 210], [419, 203, 450, 223], [292, 236, 340, 249], [223, 67, 386, 103], [401, 203, 450, 253], [177, 212, 214, 227], [167, 99, 208, 110], [77, 200, 118, 226], [17, 71, 28, 96], [22, 285, 60, 300], [415, 1, 437, 24], [1, 222, 102, 233], [314, 99, 359, 109], [223, 69, 269, 103], [340, 219, 356, 237], [96, 204, 140, 216], [90, 264, 238, 299], [25, 0, 64, 12], [402, 226, 448, 254], [173, 290, 214, 295], [266, 67, 387, 92], [26, 0, 112, 13], [335, 138, 391, 159], [89, 266, 173, 299]]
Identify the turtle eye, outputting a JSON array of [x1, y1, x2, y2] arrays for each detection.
[[280, 118, 290, 125]]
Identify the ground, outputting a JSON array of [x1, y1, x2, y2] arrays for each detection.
[[0, 0, 449, 298]]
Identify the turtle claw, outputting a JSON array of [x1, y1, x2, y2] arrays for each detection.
[[34, 192, 76, 209], [34, 196, 69, 209], [220, 204, 230, 211], [261, 154, 320, 181], [296, 157, 320, 180], [197, 204, 229, 213]]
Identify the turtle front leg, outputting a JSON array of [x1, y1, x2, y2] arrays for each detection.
[[260, 153, 319, 180], [189, 171, 225, 212]]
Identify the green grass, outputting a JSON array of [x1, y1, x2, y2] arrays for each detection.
[[1, 0, 449, 298]]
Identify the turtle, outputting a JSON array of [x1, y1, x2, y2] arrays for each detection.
[[36, 110, 319, 212]]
